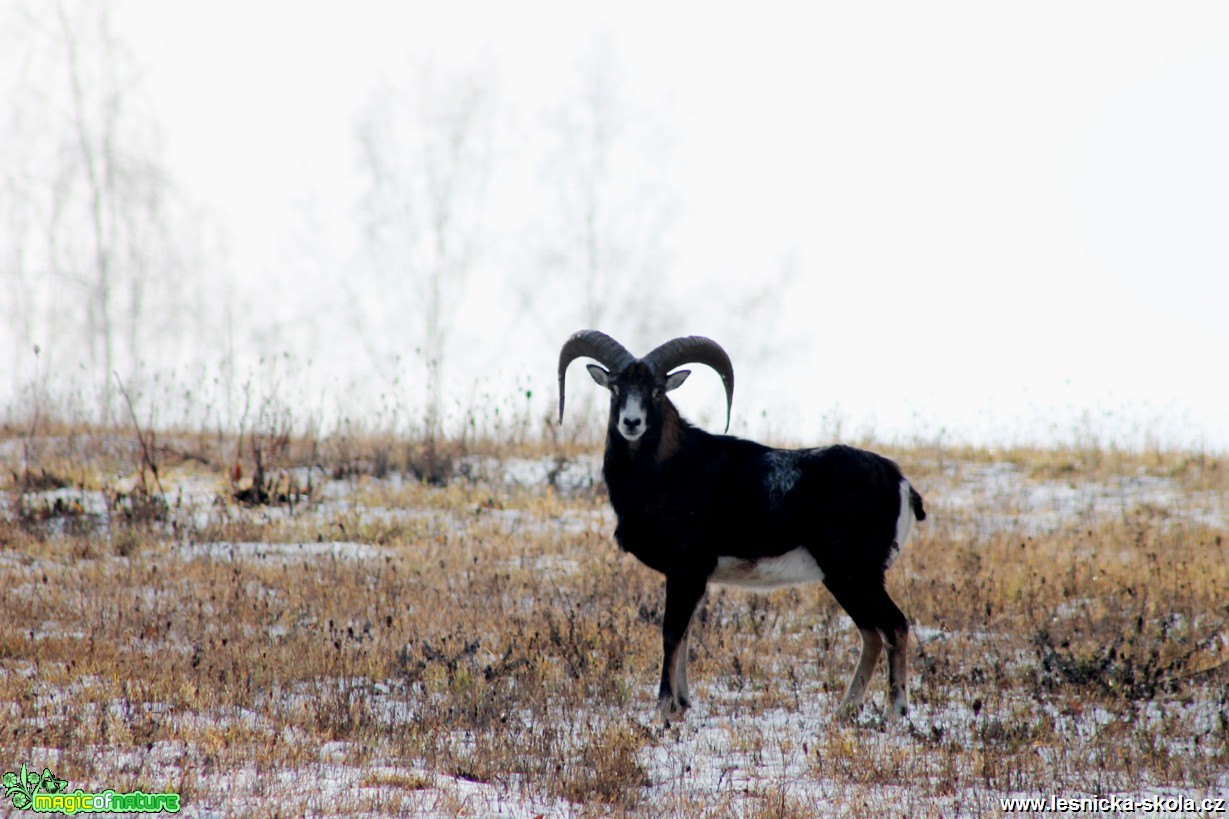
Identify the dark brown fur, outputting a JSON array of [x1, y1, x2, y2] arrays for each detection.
[[655, 401, 684, 463]]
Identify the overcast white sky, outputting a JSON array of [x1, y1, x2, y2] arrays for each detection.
[[114, 1, 1229, 449]]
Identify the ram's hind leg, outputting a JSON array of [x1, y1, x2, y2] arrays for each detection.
[[883, 601, 909, 720], [826, 578, 910, 721], [841, 627, 883, 713]]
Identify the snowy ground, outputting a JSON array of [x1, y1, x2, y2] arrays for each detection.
[[3, 449, 1228, 817]]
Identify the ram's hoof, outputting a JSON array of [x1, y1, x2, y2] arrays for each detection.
[[837, 700, 863, 722], [657, 696, 689, 725]]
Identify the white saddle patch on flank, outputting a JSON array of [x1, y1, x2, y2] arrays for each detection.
[[711, 547, 824, 590], [763, 450, 801, 506]]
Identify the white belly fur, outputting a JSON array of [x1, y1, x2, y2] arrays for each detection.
[[711, 547, 825, 590]]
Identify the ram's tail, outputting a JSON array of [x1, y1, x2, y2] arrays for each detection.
[[909, 484, 926, 522]]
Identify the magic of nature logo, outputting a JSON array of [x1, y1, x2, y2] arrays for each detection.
[[3, 762, 180, 814]]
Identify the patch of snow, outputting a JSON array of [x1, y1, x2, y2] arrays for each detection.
[[180, 540, 389, 561], [499, 553, 581, 578], [939, 463, 1226, 536], [458, 454, 603, 493]]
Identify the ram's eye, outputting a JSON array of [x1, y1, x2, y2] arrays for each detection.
[[611, 385, 620, 397], [652, 388, 663, 399]]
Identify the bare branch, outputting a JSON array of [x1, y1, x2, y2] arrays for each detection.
[[114, 370, 164, 497]]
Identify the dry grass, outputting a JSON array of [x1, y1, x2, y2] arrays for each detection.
[[1, 423, 1227, 816]]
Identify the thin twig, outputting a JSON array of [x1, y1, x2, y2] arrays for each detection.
[[151, 443, 212, 467], [114, 372, 165, 497]]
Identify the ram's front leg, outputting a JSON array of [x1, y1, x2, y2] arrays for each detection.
[[658, 574, 706, 724]]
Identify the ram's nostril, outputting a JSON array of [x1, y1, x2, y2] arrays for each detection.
[[623, 418, 641, 430]]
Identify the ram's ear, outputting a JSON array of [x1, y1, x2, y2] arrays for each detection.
[[586, 364, 612, 388], [665, 369, 690, 391]]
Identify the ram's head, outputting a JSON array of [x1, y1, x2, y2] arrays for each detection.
[[557, 330, 735, 442]]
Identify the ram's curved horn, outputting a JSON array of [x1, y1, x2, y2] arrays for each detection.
[[557, 330, 636, 422], [643, 336, 735, 432]]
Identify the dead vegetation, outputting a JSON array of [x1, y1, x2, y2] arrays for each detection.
[[1, 417, 1227, 816]]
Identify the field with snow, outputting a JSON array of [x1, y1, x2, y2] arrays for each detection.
[[2, 429, 1228, 817]]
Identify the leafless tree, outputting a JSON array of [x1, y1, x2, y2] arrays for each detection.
[[0, 0, 198, 423], [0, 3, 58, 399], [354, 57, 497, 479], [526, 35, 682, 346]]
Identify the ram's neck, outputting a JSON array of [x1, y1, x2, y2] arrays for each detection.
[[655, 399, 685, 463]]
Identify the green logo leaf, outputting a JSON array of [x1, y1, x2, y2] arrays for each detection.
[[3, 762, 67, 811], [40, 769, 68, 795], [3, 763, 35, 810]]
